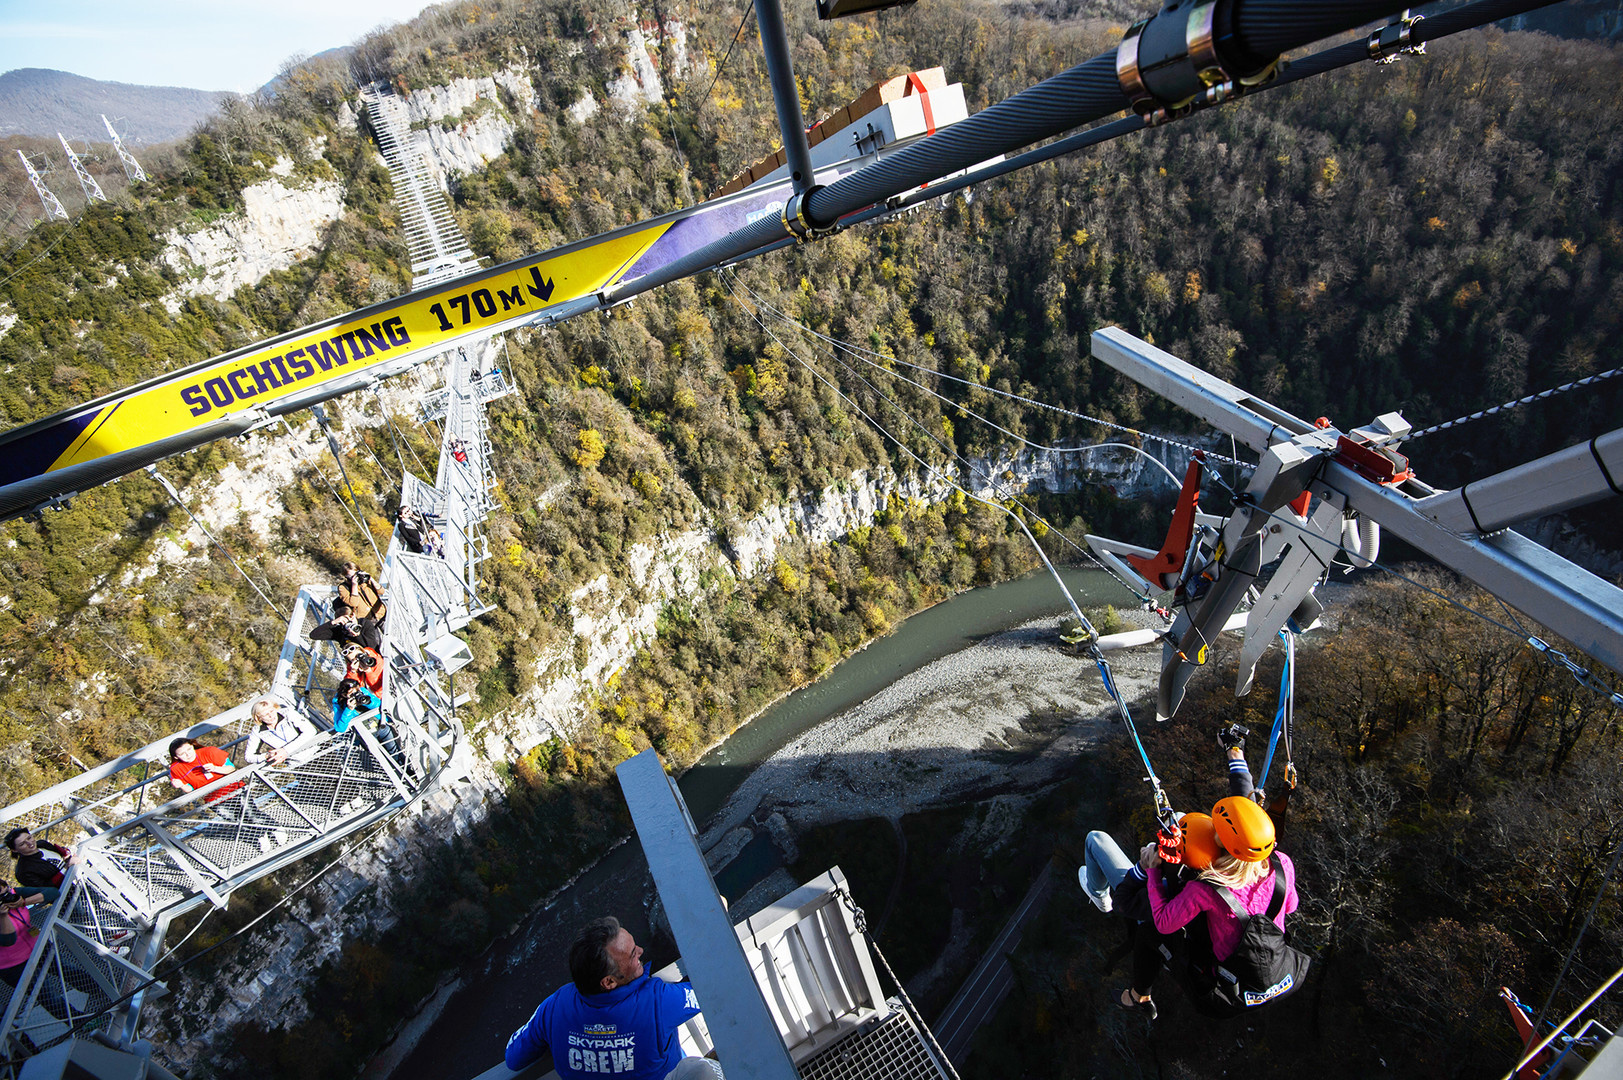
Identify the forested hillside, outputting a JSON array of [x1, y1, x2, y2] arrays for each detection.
[[0, 0, 1618, 1074]]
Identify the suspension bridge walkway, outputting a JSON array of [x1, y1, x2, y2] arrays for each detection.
[[0, 346, 511, 1069]]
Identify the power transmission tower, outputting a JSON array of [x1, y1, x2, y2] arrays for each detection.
[[101, 114, 147, 183], [57, 132, 107, 203], [15, 150, 69, 221]]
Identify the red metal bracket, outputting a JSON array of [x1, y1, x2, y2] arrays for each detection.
[[1335, 435, 1414, 485], [1499, 988, 1551, 1080], [905, 72, 937, 134], [1126, 454, 1204, 590]]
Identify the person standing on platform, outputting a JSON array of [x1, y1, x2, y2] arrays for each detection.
[[505, 916, 722, 1079]]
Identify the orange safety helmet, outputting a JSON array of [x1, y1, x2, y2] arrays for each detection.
[[1178, 812, 1219, 870], [1212, 796, 1276, 862]]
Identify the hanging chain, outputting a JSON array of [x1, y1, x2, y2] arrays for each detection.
[[834, 887, 964, 1080], [1407, 366, 1623, 441]]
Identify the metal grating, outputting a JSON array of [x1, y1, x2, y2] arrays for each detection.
[[401, 473, 449, 521], [359, 88, 482, 288], [0, 875, 156, 1057], [797, 1009, 950, 1080]]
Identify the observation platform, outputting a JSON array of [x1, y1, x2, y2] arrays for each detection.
[[477, 868, 950, 1080], [0, 345, 509, 1073], [476, 752, 952, 1080]]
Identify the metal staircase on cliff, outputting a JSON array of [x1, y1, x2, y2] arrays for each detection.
[[359, 86, 482, 289], [0, 349, 511, 1074]]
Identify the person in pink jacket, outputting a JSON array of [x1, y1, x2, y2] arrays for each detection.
[[0, 889, 65, 1019], [1125, 747, 1300, 1019]]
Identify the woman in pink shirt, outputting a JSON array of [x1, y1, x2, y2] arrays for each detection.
[[0, 888, 65, 1019], [1130, 791, 1298, 1018]]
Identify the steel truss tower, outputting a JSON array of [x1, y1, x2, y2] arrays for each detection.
[[57, 133, 107, 203], [101, 115, 147, 183], [15, 151, 69, 221]]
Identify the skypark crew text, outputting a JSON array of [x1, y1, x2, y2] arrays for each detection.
[[178, 317, 412, 417]]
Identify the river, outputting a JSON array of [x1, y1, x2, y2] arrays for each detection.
[[384, 567, 1130, 1079]]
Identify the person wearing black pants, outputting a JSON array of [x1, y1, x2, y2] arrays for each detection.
[[1081, 727, 1257, 1019]]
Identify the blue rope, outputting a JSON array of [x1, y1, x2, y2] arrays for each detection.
[[1258, 632, 1291, 788], [1095, 652, 1174, 826]]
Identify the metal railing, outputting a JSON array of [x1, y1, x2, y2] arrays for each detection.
[[0, 867, 156, 1058], [0, 350, 510, 1068]]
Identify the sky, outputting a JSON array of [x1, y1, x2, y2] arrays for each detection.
[[0, 0, 436, 93]]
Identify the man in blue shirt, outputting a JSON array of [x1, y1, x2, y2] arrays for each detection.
[[505, 916, 724, 1079]]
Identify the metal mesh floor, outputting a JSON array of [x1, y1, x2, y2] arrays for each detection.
[[797, 1009, 949, 1080]]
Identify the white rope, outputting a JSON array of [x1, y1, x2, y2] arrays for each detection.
[[723, 275, 1100, 629], [147, 468, 290, 622], [739, 287, 1252, 469], [743, 287, 1188, 492], [727, 273, 1164, 603]]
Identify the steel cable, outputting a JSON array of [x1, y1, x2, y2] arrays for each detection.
[[1405, 366, 1623, 442], [722, 274, 1100, 632], [725, 272, 1151, 607], [737, 286, 1251, 470], [803, 0, 1413, 228]]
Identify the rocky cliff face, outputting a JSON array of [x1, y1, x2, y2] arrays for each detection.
[[397, 64, 539, 188], [161, 153, 345, 310], [474, 438, 1211, 766]]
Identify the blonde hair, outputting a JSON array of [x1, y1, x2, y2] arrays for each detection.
[[1198, 852, 1270, 891], [251, 699, 279, 725]]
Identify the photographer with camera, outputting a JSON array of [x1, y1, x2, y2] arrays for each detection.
[[309, 598, 383, 652], [337, 561, 388, 628], [331, 678, 404, 769], [341, 642, 384, 695]]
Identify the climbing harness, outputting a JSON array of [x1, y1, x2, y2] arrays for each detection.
[[835, 887, 963, 1080], [1092, 644, 1181, 858]]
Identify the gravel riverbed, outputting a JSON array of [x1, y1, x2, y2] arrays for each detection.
[[702, 612, 1160, 850]]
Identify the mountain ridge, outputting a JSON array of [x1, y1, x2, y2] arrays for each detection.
[[0, 67, 234, 145]]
